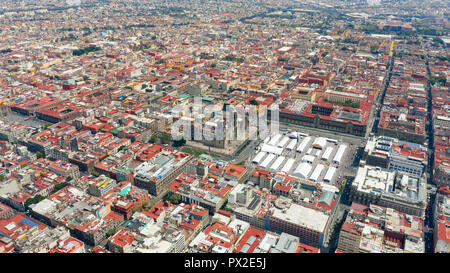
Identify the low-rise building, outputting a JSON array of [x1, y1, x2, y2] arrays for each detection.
[[337, 202, 425, 253]]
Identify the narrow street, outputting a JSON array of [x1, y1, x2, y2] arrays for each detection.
[[371, 46, 394, 134], [424, 55, 436, 253]]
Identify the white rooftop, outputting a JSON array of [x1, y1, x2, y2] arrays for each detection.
[[271, 203, 329, 232], [32, 198, 57, 215]]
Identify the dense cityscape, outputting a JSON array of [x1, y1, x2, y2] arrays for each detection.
[[0, 0, 448, 255]]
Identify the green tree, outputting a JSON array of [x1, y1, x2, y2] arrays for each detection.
[[72, 46, 101, 56], [173, 138, 186, 147], [160, 132, 171, 144], [106, 228, 117, 238], [430, 75, 447, 86], [36, 151, 44, 159], [52, 182, 69, 194], [181, 147, 204, 157], [25, 195, 45, 209], [132, 207, 141, 213], [163, 193, 181, 205], [150, 133, 158, 144], [236, 160, 246, 166]]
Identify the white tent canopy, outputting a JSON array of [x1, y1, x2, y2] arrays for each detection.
[[270, 156, 285, 172], [324, 167, 337, 182], [312, 137, 327, 149], [260, 143, 283, 155], [321, 146, 334, 161], [333, 145, 347, 164], [277, 136, 289, 148], [310, 164, 325, 182], [260, 153, 276, 169], [268, 134, 282, 146], [292, 162, 312, 179], [285, 139, 297, 151], [296, 136, 311, 153], [302, 154, 315, 164], [281, 158, 296, 174], [252, 151, 266, 164]]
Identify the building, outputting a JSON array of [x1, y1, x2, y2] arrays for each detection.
[[144, 201, 209, 249], [87, 175, 117, 197], [47, 160, 81, 180], [0, 203, 14, 220], [16, 226, 85, 253], [362, 136, 427, 176], [107, 229, 136, 253], [434, 152, 450, 187], [337, 202, 425, 253], [133, 148, 193, 196], [30, 186, 124, 245], [350, 166, 427, 217], [0, 213, 47, 243], [101, 181, 150, 219], [10, 97, 62, 116], [36, 104, 82, 123], [0, 236, 14, 253], [228, 184, 255, 206], [433, 187, 450, 253], [234, 226, 319, 253], [108, 224, 186, 253], [377, 111, 426, 144], [337, 221, 362, 253], [267, 200, 331, 248], [189, 221, 244, 253], [176, 176, 234, 214], [433, 215, 450, 253]]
